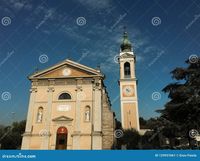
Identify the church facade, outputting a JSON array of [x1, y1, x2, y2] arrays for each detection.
[[21, 31, 140, 150], [21, 59, 115, 150]]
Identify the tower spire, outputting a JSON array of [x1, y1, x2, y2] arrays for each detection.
[[120, 28, 132, 52]]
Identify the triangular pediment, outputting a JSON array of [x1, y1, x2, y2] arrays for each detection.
[[29, 59, 103, 79], [52, 115, 73, 122]]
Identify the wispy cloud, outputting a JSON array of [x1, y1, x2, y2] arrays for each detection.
[[2, 0, 32, 11], [77, 0, 112, 10]]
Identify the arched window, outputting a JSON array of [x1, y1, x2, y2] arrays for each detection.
[[124, 62, 131, 78], [58, 93, 71, 100], [85, 106, 90, 122], [37, 107, 43, 123]]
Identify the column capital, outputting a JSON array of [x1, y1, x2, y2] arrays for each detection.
[[47, 87, 55, 92], [30, 87, 37, 93], [75, 85, 82, 91]]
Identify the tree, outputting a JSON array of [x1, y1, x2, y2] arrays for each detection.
[[116, 129, 141, 149], [157, 58, 200, 148], [139, 117, 147, 129], [0, 120, 26, 149]]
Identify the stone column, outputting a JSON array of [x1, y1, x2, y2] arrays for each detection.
[[21, 87, 37, 149], [72, 79, 82, 149], [92, 78, 102, 149], [41, 81, 54, 149]]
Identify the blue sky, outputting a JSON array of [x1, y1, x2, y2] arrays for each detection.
[[0, 0, 200, 125]]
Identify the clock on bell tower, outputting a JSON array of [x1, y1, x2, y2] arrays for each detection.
[[119, 31, 140, 131]]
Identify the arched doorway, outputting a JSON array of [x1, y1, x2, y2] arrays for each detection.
[[55, 126, 68, 150]]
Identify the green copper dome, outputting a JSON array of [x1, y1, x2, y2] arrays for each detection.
[[120, 32, 132, 52]]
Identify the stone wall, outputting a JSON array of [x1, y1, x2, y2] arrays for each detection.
[[102, 89, 115, 149]]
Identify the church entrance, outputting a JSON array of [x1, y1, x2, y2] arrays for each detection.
[[55, 126, 68, 150]]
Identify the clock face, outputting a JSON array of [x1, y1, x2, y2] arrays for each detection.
[[123, 85, 134, 97], [62, 68, 71, 76]]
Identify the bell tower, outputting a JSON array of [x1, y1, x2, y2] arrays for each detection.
[[119, 31, 140, 130]]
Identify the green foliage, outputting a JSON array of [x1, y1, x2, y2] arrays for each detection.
[[116, 129, 141, 149], [0, 120, 26, 149], [159, 58, 200, 132]]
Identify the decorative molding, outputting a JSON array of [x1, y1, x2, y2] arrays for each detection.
[[22, 132, 51, 137], [92, 131, 103, 136], [52, 115, 73, 122], [71, 133, 92, 137], [48, 79, 55, 86]]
